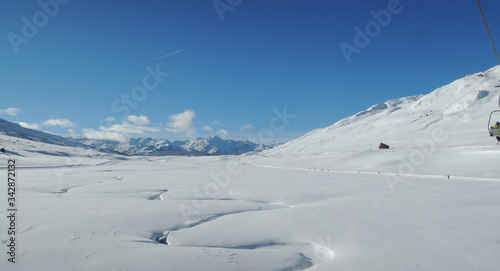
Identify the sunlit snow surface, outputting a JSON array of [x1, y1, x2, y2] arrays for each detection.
[[1, 134, 499, 271], [1, 67, 500, 270]]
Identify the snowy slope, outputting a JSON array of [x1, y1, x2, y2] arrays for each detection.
[[269, 66, 500, 155], [0, 118, 80, 147], [1, 131, 500, 271]]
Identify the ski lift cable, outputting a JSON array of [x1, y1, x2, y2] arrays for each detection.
[[476, 0, 500, 65], [477, 0, 500, 108]]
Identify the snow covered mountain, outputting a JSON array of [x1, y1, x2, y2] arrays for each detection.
[[3, 66, 499, 157], [72, 135, 270, 156], [0, 118, 80, 147], [268, 66, 500, 156], [0, 118, 270, 156], [177, 136, 268, 154]]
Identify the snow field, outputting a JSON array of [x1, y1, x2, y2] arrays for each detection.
[[1, 139, 499, 270]]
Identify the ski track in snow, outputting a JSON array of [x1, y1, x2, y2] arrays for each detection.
[[150, 198, 328, 270]]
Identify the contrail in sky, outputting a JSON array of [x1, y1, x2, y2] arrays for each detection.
[[150, 50, 183, 62]]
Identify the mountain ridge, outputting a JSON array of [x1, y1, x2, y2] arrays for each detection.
[[0, 118, 82, 147], [0, 118, 272, 155], [3, 66, 499, 157], [72, 135, 272, 156], [267, 65, 500, 155]]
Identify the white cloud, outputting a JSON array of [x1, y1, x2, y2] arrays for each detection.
[[104, 122, 160, 134], [239, 124, 254, 131], [67, 129, 77, 136], [127, 115, 150, 125], [83, 121, 160, 142], [82, 128, 128, 142], [212, 120, 224, 126], [0, 108, 23, 116], [43, 118, 75, 128], [18, 122, 41, 130], [217, 129, 229, 138], [202, 126, 213, 132], [82, 115, 161, 142], [165, 110, 196, 137], [17, 117, 74, 131]]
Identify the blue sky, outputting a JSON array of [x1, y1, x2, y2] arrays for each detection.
[[1, 0, 500, 143]]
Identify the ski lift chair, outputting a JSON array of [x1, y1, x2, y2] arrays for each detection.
[[488, 110, 500, 137]]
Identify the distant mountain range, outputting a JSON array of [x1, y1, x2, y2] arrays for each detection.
[[0, 118, 275, 156], [72, 136, 274, 156]]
